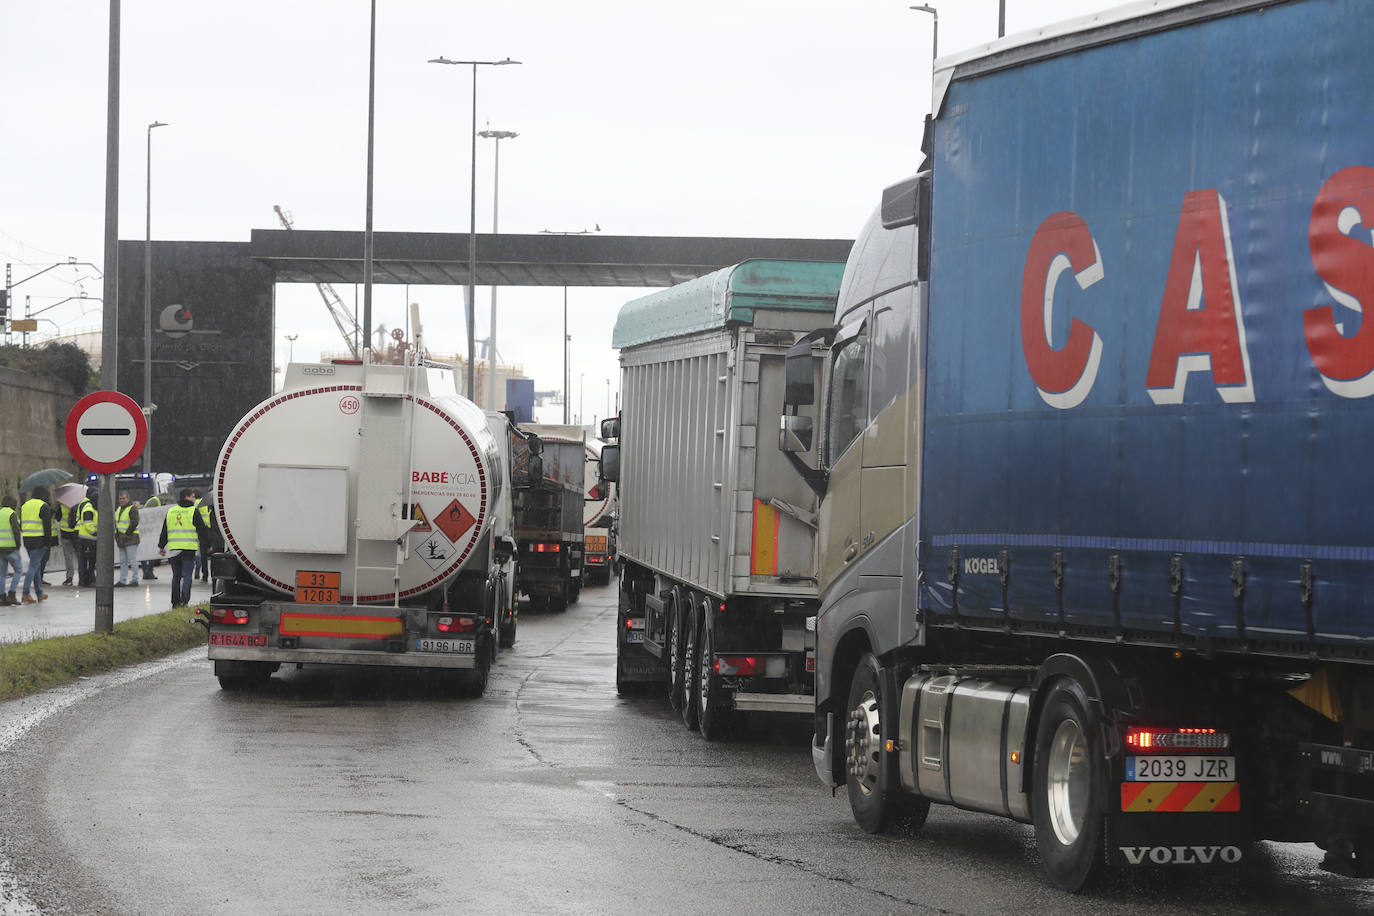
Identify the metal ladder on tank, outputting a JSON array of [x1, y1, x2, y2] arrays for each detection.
[[349, 347, 421, 608]]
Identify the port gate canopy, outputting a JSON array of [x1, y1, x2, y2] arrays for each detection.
[[115, 230, 854, 475], [251, 229, 854, 289]]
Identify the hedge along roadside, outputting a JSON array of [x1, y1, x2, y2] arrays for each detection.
[[0, 608, 207, 702]]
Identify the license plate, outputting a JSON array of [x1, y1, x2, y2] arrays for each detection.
[[295, 570, 340, 604], [209, 633, 268, 647], [416, 638, 474, 654], [1127, 755, 1235, 781], [626, 631, 645, 644]]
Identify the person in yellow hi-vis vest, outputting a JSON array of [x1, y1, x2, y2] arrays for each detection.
[[57, 497, 81, 586], [112, 491, 140, 587], [0, 494, 22, 605], [19, 486, 54, 603], [159, 488, 199, 608], [76, 489, 98, 587]]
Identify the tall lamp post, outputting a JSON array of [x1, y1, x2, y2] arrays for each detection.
[[143, 120, 167, 473], [539, 225, 599, 423], [427, 56, 521, 399], [478, 127, 518, 412], [910, 4, 938, 59]]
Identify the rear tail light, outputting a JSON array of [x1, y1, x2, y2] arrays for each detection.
[[714, 656, 760, 676], [437, 615, 478, 633], [1125, 727, 1231, 751], [210, 607, 250, 625], [529, 543, 561, 553]]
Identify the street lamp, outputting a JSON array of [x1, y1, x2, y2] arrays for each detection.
[[910, 4, 938, 59], [539, 225, 600, 423], [428, 56, 522, 400], [285, 333, 298, 364], [143, 119, 168, 473], [478, 127, 518, 412]]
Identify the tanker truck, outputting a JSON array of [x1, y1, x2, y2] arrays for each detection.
[[202, 356, 517, 694], [781, 0, 1374, 891], [600, 259, 841, 734]]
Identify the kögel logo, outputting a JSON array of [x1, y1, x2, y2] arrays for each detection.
[[963, 556, 1000, 575], [1119, 845, 1243, 865]]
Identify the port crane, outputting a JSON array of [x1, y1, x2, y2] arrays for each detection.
[[272, 205, 362, 358]]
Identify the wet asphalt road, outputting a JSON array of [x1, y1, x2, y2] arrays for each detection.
[[1, 581, 1371, 915]]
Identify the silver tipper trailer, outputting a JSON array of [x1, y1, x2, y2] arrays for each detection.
[[601, 259, 843, 739]]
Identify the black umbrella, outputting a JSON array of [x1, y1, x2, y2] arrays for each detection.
[[19, 468, 73, 492]]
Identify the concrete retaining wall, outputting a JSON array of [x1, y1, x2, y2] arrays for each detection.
[[0, 366, 83, 498]]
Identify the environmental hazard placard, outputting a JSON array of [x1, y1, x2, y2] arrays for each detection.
[[416, 532, 453, 570]]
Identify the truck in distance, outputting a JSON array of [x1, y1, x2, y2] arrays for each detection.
[[781, 0, 1374, 890], [202, 356, 517, 694], [582, 438, 615, 586], [601, 258, 841, 735], [510, 423, 586, 612]]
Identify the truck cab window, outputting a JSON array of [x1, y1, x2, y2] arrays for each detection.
[[869, 298, 912, 420], [826, 325, 869, 465]]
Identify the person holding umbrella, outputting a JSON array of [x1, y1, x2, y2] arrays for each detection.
[[19, 485, 54, 603]]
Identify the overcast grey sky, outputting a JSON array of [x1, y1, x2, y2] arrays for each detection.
[[2, 0, 1120, 423]]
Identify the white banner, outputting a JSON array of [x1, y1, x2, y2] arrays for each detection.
[[135, 505, 171, 563]]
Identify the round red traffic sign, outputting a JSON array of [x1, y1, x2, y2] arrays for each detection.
[[64, 390, 149, 474]]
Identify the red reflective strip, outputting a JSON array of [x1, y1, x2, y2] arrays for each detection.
[[1155, 782, 1207, 812], [1120, 782, 1151, 810], [1212, 783, 1242, 812]]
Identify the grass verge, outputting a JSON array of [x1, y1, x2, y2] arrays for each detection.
[[0, 608, 206, 702]]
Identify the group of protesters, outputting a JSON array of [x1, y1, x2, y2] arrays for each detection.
[[0, 484, 221, 608]]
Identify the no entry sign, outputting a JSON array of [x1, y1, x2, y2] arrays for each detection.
[[65, 390, 149, 474]]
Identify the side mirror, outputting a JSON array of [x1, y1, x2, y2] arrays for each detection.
[[528, 455, 544, 482], [526, 434, 544, 456], [599, 444, 620, 483], [784, 340, 816, 407], [600, 416, 620, 440], [779, 414, 813, 454]]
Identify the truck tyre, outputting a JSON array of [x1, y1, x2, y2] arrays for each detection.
[[1032, 679, 1109, 893], [460, 636, 494, 697], [844, 653, 904, 833], [697, 622, 730, 740], [667, 598, 685, 712], [681, 600, 702, 730]]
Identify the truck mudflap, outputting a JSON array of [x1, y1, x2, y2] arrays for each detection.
[[1109, 811, 1250, 867], [1298, 743, 1374, 831], [813, 711, 836, 788]]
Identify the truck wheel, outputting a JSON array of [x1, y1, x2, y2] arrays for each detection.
[[460, 638, 493, 697], [681, 601, 702, 731], [667, 599, 685, 712], [697, 623, 730, 740], [1032, 680, 1109, 892], [844, 653, 899, 833], [498, 606, 517, 648], [569, 580, 581, 604]]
